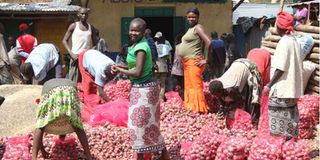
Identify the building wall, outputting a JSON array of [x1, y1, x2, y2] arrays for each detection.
[[34, 18, 70, 76], [34, 19, 69, 55], [87, 0, 233, 52]]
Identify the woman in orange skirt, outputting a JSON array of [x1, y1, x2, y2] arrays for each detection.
[[178, 7, 211, 113]]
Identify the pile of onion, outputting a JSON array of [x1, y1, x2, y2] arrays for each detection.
[[85, 124, 132, 159], [248, 135, 284, 160], [297, 94, 320, 139], [282, 139, 311, 160], [230, 109, 256, 140], [2, 135, 32, 160], [103, 80, 132, 101], [51, 137, 79, 160], [216, 136, 251, 160], [181, 123, 227, 160], [160, 98, 225, 159]]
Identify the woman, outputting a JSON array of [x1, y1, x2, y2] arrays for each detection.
[[178, 7, 211, 113], [32, 78, 92, 160], [170, 34, 184, 99], [247, 48, 271, 88], [209, 58, 262, 127], [263, 12, 303, 140], [114, 18, 169, 160]]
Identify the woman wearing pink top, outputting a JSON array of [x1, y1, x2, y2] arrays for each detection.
[[294, 5, 308, 25]]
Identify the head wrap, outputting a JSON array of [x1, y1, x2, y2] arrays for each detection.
[[276, 11, 294, 34], [19, 23, 29, 32]]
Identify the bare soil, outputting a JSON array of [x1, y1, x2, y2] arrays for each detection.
[[0, 85, 42, 138]]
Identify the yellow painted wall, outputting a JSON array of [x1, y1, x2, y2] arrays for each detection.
[[34, 19, 69, 55], [87, 0, 232, 52], [34, 19, 70, 76]]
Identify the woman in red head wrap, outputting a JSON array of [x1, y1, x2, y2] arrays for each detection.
[[263, 11, 304, 140], [276, 11, 294, 35]]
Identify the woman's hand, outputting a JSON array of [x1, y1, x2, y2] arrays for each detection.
[[111, 64, 118, 73], [115, 64, 128, 69], [69, 52, 78, 60], [262, 85, 270, 96], [195, 59, 206, 67]]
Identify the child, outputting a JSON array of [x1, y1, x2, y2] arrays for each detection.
[[170, 34, 184, 99]]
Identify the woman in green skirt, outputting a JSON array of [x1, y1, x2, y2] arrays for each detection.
[[32, 78, 92, 160]]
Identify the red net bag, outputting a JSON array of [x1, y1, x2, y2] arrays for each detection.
[[2, 135, 31, 160]]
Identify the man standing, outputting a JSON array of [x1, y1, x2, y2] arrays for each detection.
[[207, 31, 226, 79], [263, 12, 303, 140], [16, 23, 37, 64], [221, 33, 241, 71], [95, 30, 109, 56], [8, 36, 23, 84], [144, 28, 158, 61], [154, 32, 172, 99], [145, 28, 159, 73], [0, 23, 13, 84], [62, 7, 96, 82]]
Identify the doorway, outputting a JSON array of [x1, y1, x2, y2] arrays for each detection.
[[143, 16, 174, 45], [121, 7, 186, 47]]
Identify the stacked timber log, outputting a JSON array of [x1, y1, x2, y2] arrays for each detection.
[[262, 25, 320, 95]]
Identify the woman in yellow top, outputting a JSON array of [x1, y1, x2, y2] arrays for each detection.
[[178, 7, 211, 113]]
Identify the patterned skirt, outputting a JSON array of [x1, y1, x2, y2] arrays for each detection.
[[128, 80, 165, 153], [36, 79, 83, 130], [268, 97, 299, 138]]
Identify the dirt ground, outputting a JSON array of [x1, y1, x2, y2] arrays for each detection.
[[0, 85, 42, 138]]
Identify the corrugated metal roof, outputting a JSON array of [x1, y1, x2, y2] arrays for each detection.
[[288, 0, 319, 6], [233, 3, 293, 24], [0, 1, 79, 13]]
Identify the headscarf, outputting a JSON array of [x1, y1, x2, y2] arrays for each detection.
[[19, 23, 29, 32], [247, 48, 271, 87], [276, 11, 294, 34]]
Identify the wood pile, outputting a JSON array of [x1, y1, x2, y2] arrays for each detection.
[[262, 25, 320, 95]]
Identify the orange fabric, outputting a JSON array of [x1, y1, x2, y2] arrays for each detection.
[[247, 48, 271, 87], [183, 57, 209, 113], [78, 50, 97, 96]]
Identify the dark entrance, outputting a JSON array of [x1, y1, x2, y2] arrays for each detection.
[[121, 8, 186, 48], [143, 16, 174, 45]]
